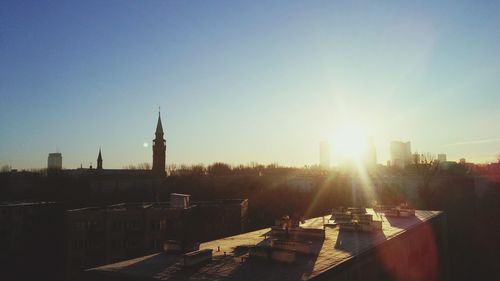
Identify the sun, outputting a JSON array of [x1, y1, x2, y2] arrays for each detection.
[[331, 125, 367, 164]]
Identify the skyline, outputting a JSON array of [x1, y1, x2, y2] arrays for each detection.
[[2, 1, 500, 169], [0, 111, 493, 170]]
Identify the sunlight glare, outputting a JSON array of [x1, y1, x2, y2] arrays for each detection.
[[332, 125, 367, 163]]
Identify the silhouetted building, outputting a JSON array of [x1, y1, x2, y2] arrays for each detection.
[[319, 141, 330, 169], [152, 112, 166, 176], [97, 149, 103, 170], [83, 209, 448, 281], [390, 141, 411, 168], [65, 197, 196, 280], [48, 152, 63, 170], [438, 154, 447, 163], [193, 199, 249, 241], [0, 202, 65, 281], [364, 137, 377, 168], [65, 194, 248, 280]]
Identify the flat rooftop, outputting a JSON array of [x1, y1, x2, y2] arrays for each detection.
[[85, 209, 442, 281]]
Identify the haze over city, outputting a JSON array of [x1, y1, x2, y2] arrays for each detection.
[[1, 1, 500, 169]]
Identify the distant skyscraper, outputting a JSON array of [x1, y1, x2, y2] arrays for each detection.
[[390, 141, 411, 168], [97, 148, 103, 170], [319, 141, 330, 169], [47, 152, 62, 170], [364, 137, 377, 167], [152, 111, 166, 176], [437, 154, 447, 163]]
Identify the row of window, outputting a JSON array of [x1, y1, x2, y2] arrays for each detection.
[[74, 220, 101, 230], [150, 219, 167, 231], [73, 219, 167, 232], [111, 239, 139, 249], [73, 239, 101, 250], [71, 238, 164, 251], [149, 239, 163, 250]]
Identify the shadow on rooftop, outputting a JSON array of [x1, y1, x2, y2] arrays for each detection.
[[222, 236, 325, 281], [334, 229, 387, 254], [384, 214, 423, 228]]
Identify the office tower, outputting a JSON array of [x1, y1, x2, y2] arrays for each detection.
[[319, 141, 330, 169], [390, 141, 411, 168], [47, 152, 62, 170]]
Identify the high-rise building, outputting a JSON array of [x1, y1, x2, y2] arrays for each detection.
[[364, 137, 377, 168], [152, 112, 166, 176], [390, 141, 411, 168], [319, 141, 330, 169], [437, 154, 447, 162], [48, 152, 62, 170]]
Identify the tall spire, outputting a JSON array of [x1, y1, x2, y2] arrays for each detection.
[[97, 148, 103, 170], [155, 108, 164, 136]]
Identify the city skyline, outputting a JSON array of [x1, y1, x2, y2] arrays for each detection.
[[2, 1, 500, 169]]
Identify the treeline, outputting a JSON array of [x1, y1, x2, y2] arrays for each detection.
[[165, 162, 322, 177]]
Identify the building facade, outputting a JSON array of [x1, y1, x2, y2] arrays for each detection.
[[0, 202, 65, 281], [390, 141, 412, 168], [48, 152, 63, 170], [319, 141, 330, 169], [364, 137, 378, 168], [437, 154, 447, 163], [65, 194, 248, 280]]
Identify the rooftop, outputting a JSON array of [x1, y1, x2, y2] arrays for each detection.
[[0, 201, 57, 208], [85, 209, 442, 281], [66, 202, 190, 213]]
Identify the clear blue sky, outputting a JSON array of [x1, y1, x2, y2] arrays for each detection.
[[1, 0, 499, 169]]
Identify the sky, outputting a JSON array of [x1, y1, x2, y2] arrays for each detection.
[[1, 0, 500, 169]]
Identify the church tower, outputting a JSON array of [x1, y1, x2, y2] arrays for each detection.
[[97, 148, 103, 170], [152, 111, 166, 176]]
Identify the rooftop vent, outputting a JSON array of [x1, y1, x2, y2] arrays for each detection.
[[170, 193, 190, 209]]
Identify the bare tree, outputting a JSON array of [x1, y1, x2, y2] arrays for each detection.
[[123, 164, 137, 170], [1, 165, 10, 173], [420, 153, 436, 165], [167, 164, 179, 175], [123, 162, 151, 170], [137, 162, 151, 170], [207, 162, 232, 176], [412, 153, 420, 165]]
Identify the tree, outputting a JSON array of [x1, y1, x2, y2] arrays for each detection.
[[420, 153, 436, 165], [207, 162, 232, 176], [1, 165, 10, 173], [412, 153, 420, 165], [137, 162, 151, 170], [123, 162, 151, 170]]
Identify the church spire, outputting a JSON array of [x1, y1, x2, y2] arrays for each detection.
[[155, 109, 164, 136], [152, 109, 166, 176], [97, 148, 103, 170]]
